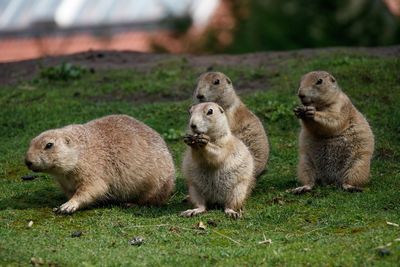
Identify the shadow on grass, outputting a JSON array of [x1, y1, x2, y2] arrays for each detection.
[[0, 187, 65, 210], [0, 179, 190, 220]]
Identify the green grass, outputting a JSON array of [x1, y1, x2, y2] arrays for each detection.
[[0, 52, 399, 266]]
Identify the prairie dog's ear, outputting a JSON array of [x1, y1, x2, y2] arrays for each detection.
[[218, 106, 224, 114], [197, 73, 205, 83], [226, 77, 232, 84], [329, 75, 336, 83], [188, 105, 195, 114]]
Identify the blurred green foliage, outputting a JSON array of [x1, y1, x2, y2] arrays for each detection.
[[39, 63, 88, 81], [225, 0, 400, 53]]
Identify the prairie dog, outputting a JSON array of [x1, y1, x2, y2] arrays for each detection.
[[181, 102, 255, 219], [194, 72, 269, 177], [25, 115, 175, 213], [291, 71, 374, 193]]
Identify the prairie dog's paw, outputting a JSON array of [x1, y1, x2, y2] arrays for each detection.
[[224, 208, 242, 219], [180, 208, 206, 217], [195, 134, 210, 147], [342, 183, 363, 193], [304, 106, 316, 118], [183, 134, 197, 146], [294, 106, 315, 119], [288, 185, 313, 195], [294, 106, 306, 118], [55, 200, 79, 214]]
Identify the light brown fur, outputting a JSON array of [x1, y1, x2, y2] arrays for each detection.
[[194, 72, 269, 177], [181, 102, 255, 219], [25, 115, 175, 213], [291, 71, 374, 193]]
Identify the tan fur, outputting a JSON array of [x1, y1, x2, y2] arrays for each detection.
[[194, 72, 269, 177], [181, 102, 255, 219], [291, 71, 374, 193], [25, 115, 175, 213]]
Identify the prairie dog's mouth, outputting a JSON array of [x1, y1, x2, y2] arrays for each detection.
[[27, 166, 42, 172], [27, 163, 52, 173], [300, 100, 313, 106], [191, 129, 205, 135]]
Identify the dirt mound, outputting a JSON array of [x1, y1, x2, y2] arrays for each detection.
[[0, 46, 399, 86]]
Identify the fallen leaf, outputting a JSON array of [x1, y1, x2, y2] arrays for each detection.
[[27, 221, 33, 228], [196, 221, 206, 230], [169, 226, 181, 234], [30, 257, 45, 266]]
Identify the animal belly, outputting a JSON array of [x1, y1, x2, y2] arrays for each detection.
[[196, 169, 234, 206], [313, 136, 352, 184]]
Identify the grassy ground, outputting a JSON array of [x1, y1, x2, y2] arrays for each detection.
[[0, 51, 399, 266]]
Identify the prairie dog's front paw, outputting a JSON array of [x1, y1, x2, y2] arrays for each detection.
[[184, 134, 197, 146], [288, 185, 313, 194], [294, 106, 315, 119], [294, 106, 306, 118], [224, 208, 242, 219], [195, 134, 210, 147], [180, 207, 206, 217], [55, 200, 79, 214], [342, 183, 363, 193], [304, 106, 316, 118]]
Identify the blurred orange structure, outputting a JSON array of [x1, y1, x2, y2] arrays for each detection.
[[0, 0, 399, 62], [0, 0, 236, 62]]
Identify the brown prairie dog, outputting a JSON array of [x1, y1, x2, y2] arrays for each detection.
[[181, 102, 255, 219], [25, 115, 175, 214], [291, 71, 374, 193], [194, 71, 269, 177]]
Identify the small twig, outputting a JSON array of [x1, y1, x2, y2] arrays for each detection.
[[258, 233, 272, 245], [129, 224, 170, 228], [212, 230, 242, 246], [297, 226, 328, 237], [128, 223, 243, 245], [386, 221, 399, 227], [167, 191, 179, 202], [128, 223, 206, 232]]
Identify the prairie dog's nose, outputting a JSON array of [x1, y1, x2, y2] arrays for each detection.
[[25, 159, 33, 168], [298, 94, 305, 99], [196, 94, 205, 100], [190, 124, 197, 130]]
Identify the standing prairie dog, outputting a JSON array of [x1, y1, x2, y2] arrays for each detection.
[[25, 115, 175, 214], [194, 72, 269, 177], [181, 102, 255, 219], [291, 71, 374, 193]]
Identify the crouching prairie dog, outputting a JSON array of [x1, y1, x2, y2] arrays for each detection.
[[291, 71, 374, 193], [25, 115, 175, 214], [181, 102, 255, 219], [194, 72, 269, 177]]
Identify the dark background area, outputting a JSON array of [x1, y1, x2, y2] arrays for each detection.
[[204, 0, 400, 53]]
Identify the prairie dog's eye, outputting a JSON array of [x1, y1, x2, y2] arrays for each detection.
[[213, 79, 220, 85], [45, 142, 54, 150], [207, 109, 213, 115], [316, 78, 323, 85]]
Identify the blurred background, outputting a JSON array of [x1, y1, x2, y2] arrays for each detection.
[[0, 0, 399, 62]]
